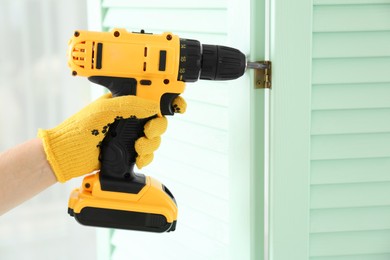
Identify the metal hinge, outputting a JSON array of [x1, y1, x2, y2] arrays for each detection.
[[247, 61, 272, 89]]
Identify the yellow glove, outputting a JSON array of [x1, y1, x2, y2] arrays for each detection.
[[135, 95, 186, 167], [38, 93, 181, 183]]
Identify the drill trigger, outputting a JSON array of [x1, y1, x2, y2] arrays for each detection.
[[160, 93, 179, 116]]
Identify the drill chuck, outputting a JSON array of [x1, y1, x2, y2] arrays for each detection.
[[178, 39, 246, 82]]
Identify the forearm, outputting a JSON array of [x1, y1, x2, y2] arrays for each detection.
[[0, 138, 57, 215]]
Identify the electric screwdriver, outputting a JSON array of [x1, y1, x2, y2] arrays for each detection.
[[67, 28, 253, 233]]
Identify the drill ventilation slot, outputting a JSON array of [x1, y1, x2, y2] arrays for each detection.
[[72, 41, 87, 68]]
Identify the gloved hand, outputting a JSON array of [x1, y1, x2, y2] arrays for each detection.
[[38, 93, 186, 183], [135, 95, 186, 167]]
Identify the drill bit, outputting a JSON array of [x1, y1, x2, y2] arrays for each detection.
[[246, 61, 270, 70]]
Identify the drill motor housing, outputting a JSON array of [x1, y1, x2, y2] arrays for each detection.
[[68, 28, 246, 115]]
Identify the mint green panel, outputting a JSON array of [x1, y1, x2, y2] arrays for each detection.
[[269, 0, 312, 259], [250, 0, 266, 259], [270, 1, 390, 260], [309, 2, 390, 259]]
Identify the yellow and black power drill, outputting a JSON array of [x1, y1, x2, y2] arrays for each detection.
[[67, 28, 262, 233]]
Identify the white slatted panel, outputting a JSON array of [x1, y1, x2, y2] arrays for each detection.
[[102, 0, 228, 35], [102, 0, 226, 9], [99, 1, 232, 259], [310, 2, 390, 259]]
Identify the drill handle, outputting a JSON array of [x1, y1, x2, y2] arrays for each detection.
[[99, 116, 151, 194], [89, 76, 153, 194]]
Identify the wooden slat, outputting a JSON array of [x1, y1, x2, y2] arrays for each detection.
[[166, 181, 229, 221], [175, 32, 228, 45], [313, 5, 390, 32], [163, 118, 228, 153], [313, 31, 390, 59], [176, 100, 228, 130], [112, 224, 227, 260], [310, 253, 390, 260], [311, 133, 390, 160], [156, 138, 229, 176], [311, 157, 390, 185], [102, 0, 227, 9], [112, 230, 180, 259], [148, 156, 229, 200], [314, 0, 390, 5], [311, 182, 390, 209], [310, 230, 390, 257], [183, 81, 229, 107], [311, 108, 390, 135], [312, 57, 390, 85], [103, 8, 227, 33], [311, 206, 390, 233], [174, 205, 229, 244], [312, 83, 390, 111]]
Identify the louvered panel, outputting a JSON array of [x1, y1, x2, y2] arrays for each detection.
[[312, 133, 390, 160], [311, 206, 390, 233], [311, 182, 390, 209], [100, 1, 234, 258], [310, 230, 390, 257], [312, 57, 390, 85], [312, 83, 390, 110], [311, 158, 390, 185], [313, 4, 390, 32], [312, 108, 390, 135], [103, 8, 227, 33], [102, 0, 227, 9], [310, 2, 390, 259], [313, 31, 390, 59]]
